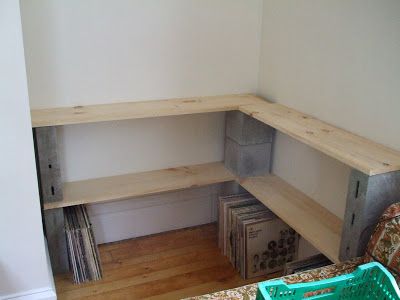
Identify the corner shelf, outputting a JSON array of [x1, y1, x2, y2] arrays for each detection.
[[239, 174, 342, 263], [31, 94, 400, 176], [33, 94, 400, 266], [43, 162, 235, 210]]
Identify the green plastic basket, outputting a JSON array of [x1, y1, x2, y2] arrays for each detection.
[[256, 262, 400, 300]]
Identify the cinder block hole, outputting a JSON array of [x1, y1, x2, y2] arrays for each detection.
[[355, 181, 360, 198], [51, 186, 55, 195], [48, 164, 52, 169]]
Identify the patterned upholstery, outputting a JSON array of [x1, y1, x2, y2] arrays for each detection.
[[184, 258, 363, 300], [364, 202, 400, 282]]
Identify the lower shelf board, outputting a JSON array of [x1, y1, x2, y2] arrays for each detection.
[[44, 163, 342, 264], [238, 174, 342, 264], [43, 162, 235, 210]]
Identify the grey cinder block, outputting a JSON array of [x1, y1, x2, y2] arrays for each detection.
[[34, 127, 63, 203], [340, 169, 400, 261], [226, 111, 274, 145], [44, 208, 69, 274], [224, 137, 272, 177]]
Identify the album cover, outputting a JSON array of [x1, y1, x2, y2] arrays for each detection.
[[243, 217, 299, 279]]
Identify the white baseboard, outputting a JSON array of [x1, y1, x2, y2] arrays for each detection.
[[88, 185, 220, 244], [1, 287, 56, 300]]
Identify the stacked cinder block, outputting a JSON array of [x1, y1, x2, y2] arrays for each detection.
[[340, 169, 400, 260], [224, 111, 275, 177], [34, 127, 69, 274]]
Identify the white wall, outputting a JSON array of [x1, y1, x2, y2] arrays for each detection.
[[20, 0, 263, 243], [0, 1, 55, 299], [259, 0, 400, 219], [21, 0, 262, 108]]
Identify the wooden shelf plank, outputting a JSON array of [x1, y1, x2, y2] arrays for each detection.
[[240, 98, 400, 175], [238, 174, 342, 263], [31, 94, 400, 175], [43, 162, 235, 210], [31, 94, 258, 127]]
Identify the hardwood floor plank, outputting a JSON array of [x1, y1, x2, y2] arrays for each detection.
[[55, 224, 281, 300], [56, 246, 220, 292], [102, 240, 218, 271], [81, 264, 236, 300], [99, 223, 216, 253], [57, 258, 228, 299]]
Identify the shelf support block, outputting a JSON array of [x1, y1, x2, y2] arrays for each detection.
[[44, 208, 69, 274], [34, 127, 68, 274], [340, 169, 400, 261], [224, 111, 274, 177], [33, 126, 63, 203]]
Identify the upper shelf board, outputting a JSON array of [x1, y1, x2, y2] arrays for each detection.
[[239, 100, 400, 176], [30, 94, 257, 127], [31, 94, 400, 175]]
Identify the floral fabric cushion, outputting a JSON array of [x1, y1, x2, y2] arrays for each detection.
[[364, 202, 400, 282], [184, 258, 362, 300]]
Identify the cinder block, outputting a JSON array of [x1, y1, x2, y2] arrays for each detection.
[[226, 111, 274, 145], [34, 127, 63, 203], [340, 169, 400, 261], [224, 137, 272, 177], [44, 208, 69, 274]]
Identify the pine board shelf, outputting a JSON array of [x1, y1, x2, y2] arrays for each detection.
[[44, 160, 343, 263], [43, 162, 235, 210], [31, 94, 400, 175], [31, 94, 258, 128], [239, 100, 400, 176], [239, 174, 342, 263]]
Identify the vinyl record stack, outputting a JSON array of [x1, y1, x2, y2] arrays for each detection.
[[218, 193, 300, 279], [64, 205, 102, 284]]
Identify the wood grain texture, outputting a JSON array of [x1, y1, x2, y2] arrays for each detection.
[[54, 224, 280, 300], [31, 94, 258, 127], [31, 94, 400, 175], [239, 174, 342, 263], [44, 162, 235, 210], [240, 99, 400, 175]]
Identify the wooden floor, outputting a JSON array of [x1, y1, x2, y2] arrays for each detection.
[[55, 223, 281, 299]]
